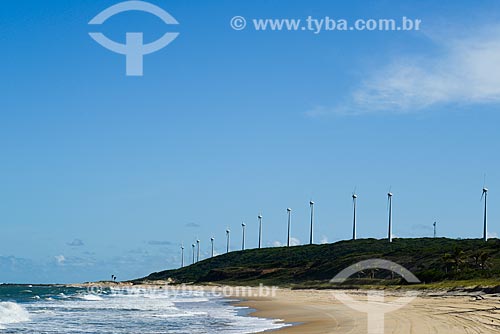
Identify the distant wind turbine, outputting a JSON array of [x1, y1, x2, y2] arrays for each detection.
[[210, 237, 215, 258], [433, 221, 437, 238], [241, 223, 246, 250], [287, 208, 292, 247], [196, 239, 200, 262], [226, 229, 230, 253], [482, 186, 488, 242], [258, 214, 263, 249], [387, 191, 393, 243], [352, 191, 358, 240], [181, 244, 185, 268], [191, 244, 195, 264], [309, 201, 314, 245]]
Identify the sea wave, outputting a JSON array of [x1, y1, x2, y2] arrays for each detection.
[[75, 294, 104, 301], [0, 302, 30, 329]]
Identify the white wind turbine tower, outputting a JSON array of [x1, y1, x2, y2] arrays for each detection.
[[258, 214, 263, 249], [309, 201, 314, 245], [482, 186, 488, 242], [210, 237, 215, 258], [387, 190, 393, 243], [352, 190, 358, 240], [286, 208, 292, 247], [181, 244, 185, 268], [241, 223, 246, 250], [196, 239, 200, 262], [191, 243, 195, 264], [226, 228, 230, 253]]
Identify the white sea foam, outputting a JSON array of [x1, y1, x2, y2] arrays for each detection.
[[76, 294, 103, 301], [0, 302, 30, 329], [0, 288, 287, 333]]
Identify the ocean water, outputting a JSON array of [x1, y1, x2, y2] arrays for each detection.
[[0, 285, 287, 333]]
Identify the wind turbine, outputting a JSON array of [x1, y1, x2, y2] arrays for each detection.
[[482, 186, 488, 242], [196, 239, 200, 262], [352, 191, 358, 240], [210, 237, 215, 257], [258, 214, 263, 249], [241, 223, 246, 250], [226, 229, 230, 253], [191, 243, 195, 264], [387, 191, 393, 243], [433, 221, 437, 238], [181, 244, 185, 268], [309, 201, 314, 245], [287, 208, 292, 247]]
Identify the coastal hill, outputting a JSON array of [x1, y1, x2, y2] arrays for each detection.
[[136, 238, 500, 287]]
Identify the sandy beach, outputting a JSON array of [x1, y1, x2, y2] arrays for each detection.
[[73, 282, 500, 333], [236, 288, 500, 334]]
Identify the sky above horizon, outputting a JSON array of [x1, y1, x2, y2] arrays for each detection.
[[2, 0, 500, 283]]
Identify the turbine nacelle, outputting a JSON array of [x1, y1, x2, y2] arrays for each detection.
[[388, 192, 393, 197]]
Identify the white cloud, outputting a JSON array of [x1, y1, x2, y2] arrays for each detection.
[[487, 232, 498, 239], [67, 239, 84, 247], [308, 26, 500, 116], [270, 238, 300, 247], [54, 255, 66, 265], [147, 240, 172, 246], [271, 241, 283, 247]]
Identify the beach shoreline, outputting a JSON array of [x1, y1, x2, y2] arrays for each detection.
[[234, 288, 500, 334], [67, 282, 500, 333]]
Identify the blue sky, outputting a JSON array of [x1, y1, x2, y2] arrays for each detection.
[[1, 0, 500, 283]]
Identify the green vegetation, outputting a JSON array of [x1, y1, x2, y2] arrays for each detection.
[[136, 238, 500, 288]]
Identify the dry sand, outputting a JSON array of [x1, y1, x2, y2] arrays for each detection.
[[236, 288, 500, 333]]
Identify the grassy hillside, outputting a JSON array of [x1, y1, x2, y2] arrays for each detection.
[[136, 238, 500, 287]]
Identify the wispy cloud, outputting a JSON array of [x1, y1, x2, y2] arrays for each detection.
[[270, 237, 301, 247], [185, 222, 200, 228], [487, 232, 498, 239], [308, 26, 500, 116], [67, 239, 84, 247], [147, 240, 172, 246], [54, 255, 66, 265]]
